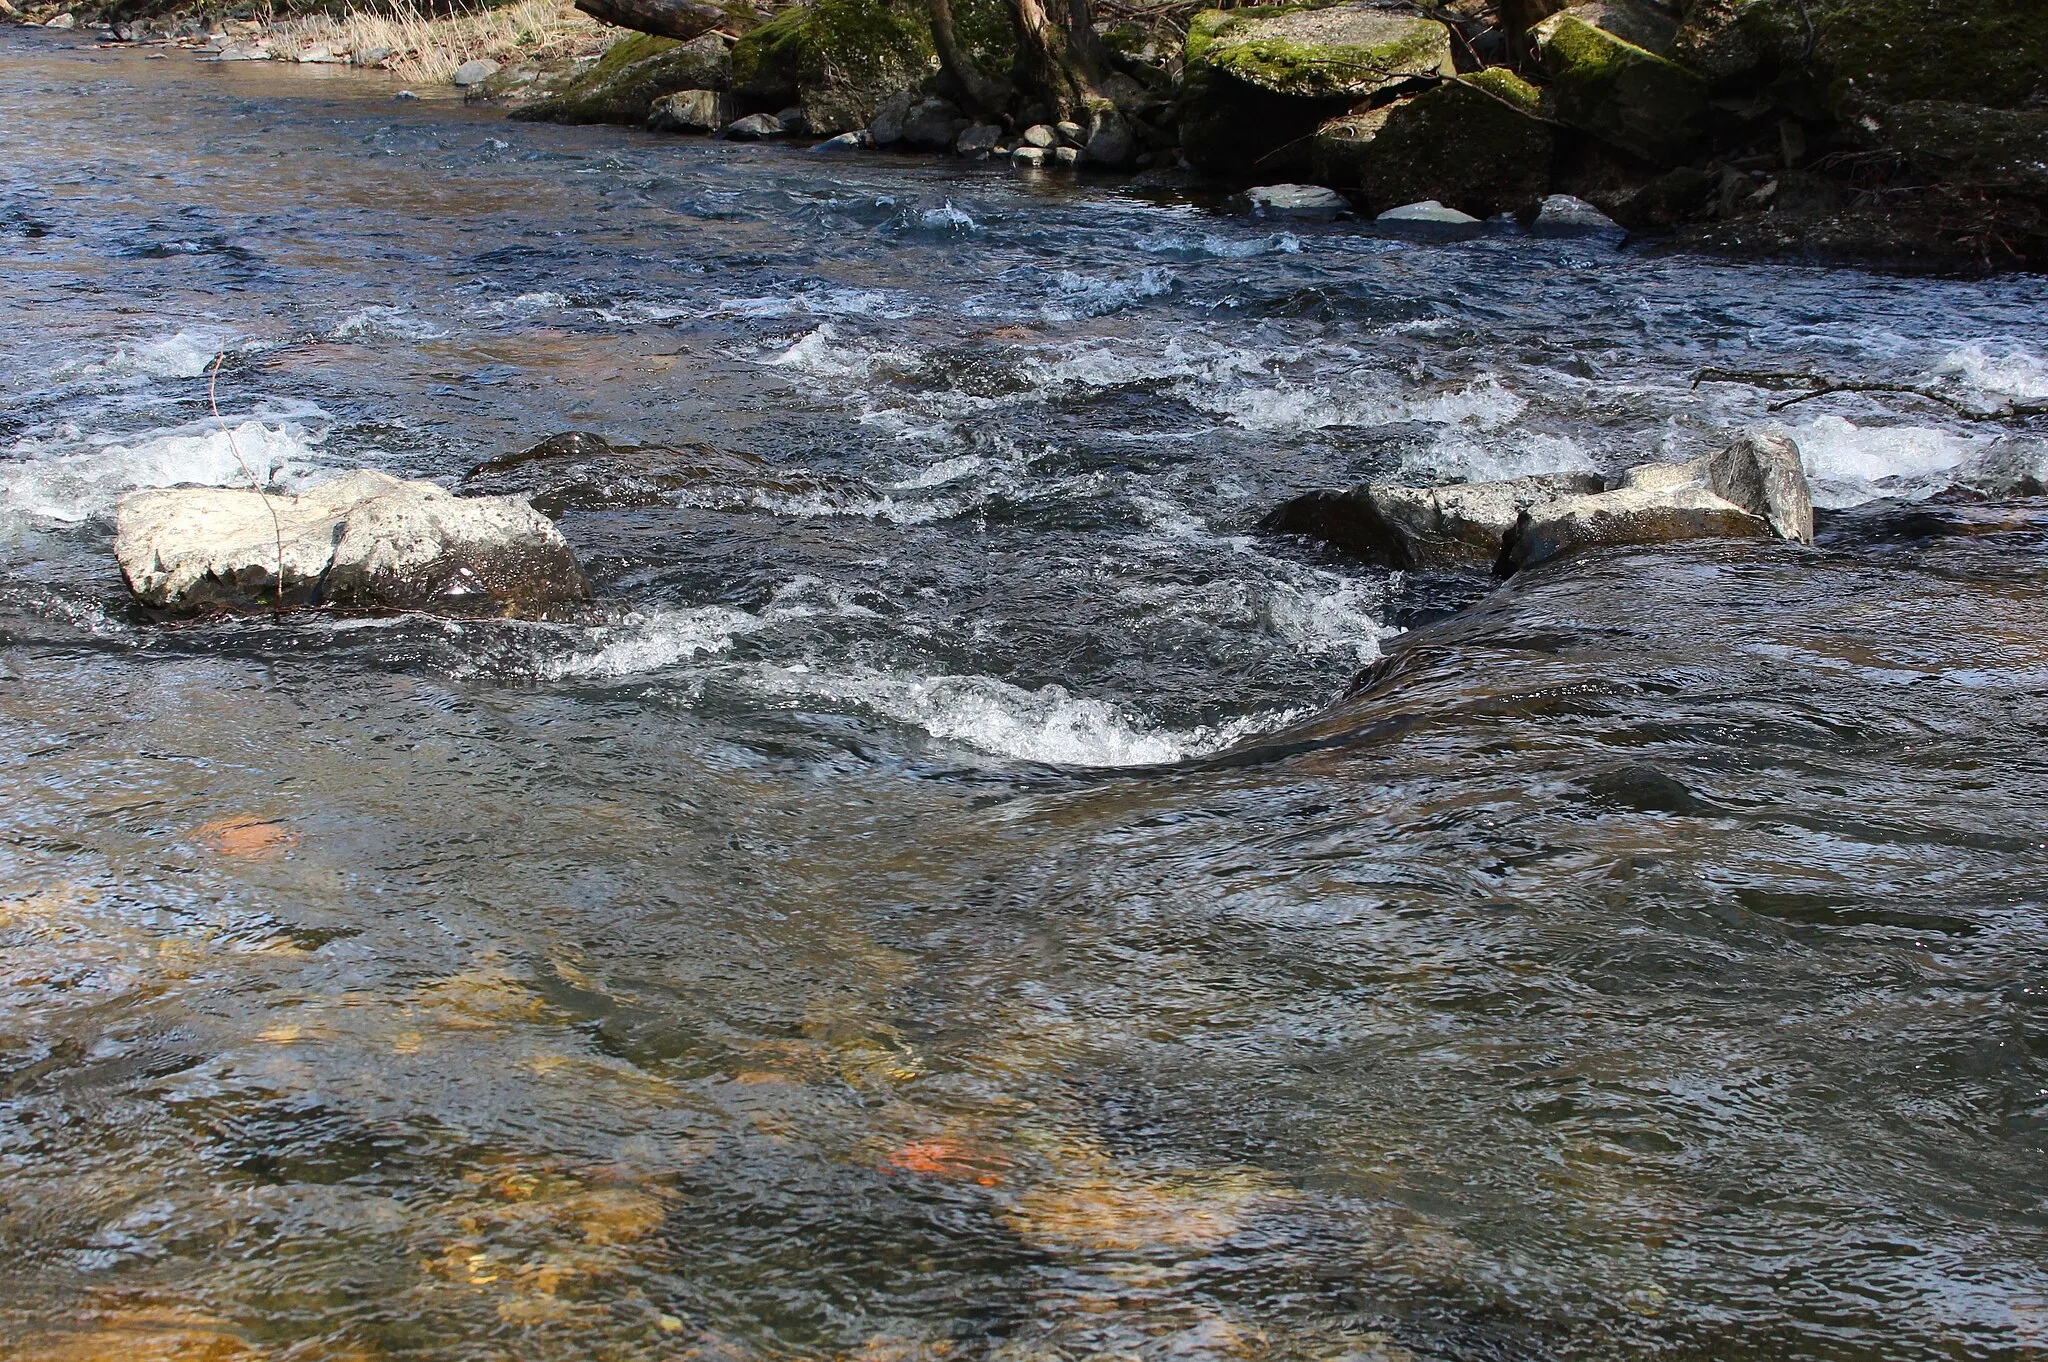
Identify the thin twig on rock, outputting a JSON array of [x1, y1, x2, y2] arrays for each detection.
[[1692, 367, 2048, 421], [209, 352, 289, 619]]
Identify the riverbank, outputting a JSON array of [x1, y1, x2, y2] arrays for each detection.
[[14, 0, 2047, 273]]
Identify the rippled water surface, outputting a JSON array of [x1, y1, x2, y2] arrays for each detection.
[[5, 28, 2048, 1361]]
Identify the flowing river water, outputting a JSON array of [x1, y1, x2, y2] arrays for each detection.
[[5, 27, 2048, 1362]]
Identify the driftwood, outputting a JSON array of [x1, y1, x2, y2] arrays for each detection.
[[573, 0, 725, 41], [1693, 367, 2048, 422]]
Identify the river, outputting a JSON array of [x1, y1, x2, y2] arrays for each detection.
[[5, 26, 2048, 1361]]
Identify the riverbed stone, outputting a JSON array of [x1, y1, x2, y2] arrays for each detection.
[[901, 96, 964, 148], [955, 122, 1003, 158], [647, 88, 732, 133], [512, 31, 731, 126], [1534, 11, 1707, 164], [451, 58, 500, 87], [115, 471, 591, 618], [1262, 432, 1813, 574], [1187, 3, 1453, 101], [1021, 123, 1057, 148], [1531, 192, 1627, 236], [722, 111, 785, 140]]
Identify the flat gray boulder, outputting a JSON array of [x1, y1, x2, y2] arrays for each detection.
[[115, 470, 591, 618], [1260, 472, 1605, 571], [1262, 430, 1813, 574], [1505, 432, 1814, 570]]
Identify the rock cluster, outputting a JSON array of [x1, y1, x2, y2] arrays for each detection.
[[457, 0, 2042, 265], [115, 470, 592, 618], [1262, 432, 1814, 575]]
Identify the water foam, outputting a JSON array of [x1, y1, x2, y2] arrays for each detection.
[[714, 287, 918, 321], [1934, 343, 2048, 405], [333, 306, 449, 341], [79, 329, 231, 381], [1409, 430, 1597, 482], [538, 604, 766, 680], [1194, 373, 1527, 435], [748, 664, 1296, 767], [1776, 415, 1990, 507], [0, 413, 328, 529], [1135, 231, 1303, 260]]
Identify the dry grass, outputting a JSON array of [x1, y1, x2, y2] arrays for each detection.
[[264, 0, 614, 86]]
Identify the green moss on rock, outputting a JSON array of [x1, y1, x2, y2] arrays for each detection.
[[511, 32, 731, 126], [730, 0, 934, 135], [1535, 12, 1707, 163], [1179, 2, 1451, 176], [1185, 3, 1452, 100], [1315, 69, 1554, 215]]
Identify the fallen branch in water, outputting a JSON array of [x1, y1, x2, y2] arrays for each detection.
[[1693, 367, 2048, 421]]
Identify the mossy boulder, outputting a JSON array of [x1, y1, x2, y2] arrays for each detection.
[[511, 32, 732, 126], [1534, 11, 1707, 163], [1180, 3, 1453, 176], [730, 0, 935, 136], [1186, 3, 1454, 100], [1317, 68, 1555, 216]]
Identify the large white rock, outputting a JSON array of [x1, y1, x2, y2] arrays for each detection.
[[115, 470, 591, 617]]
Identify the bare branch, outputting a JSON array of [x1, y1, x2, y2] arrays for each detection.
[[1692, 367, 2048, 422]]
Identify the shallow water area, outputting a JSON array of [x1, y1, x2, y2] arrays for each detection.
[[5, 26, 2048, 1362]]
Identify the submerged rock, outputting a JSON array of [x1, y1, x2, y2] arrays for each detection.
[[116, 470, 591, 618]]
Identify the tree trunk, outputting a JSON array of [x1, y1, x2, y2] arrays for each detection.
[[927, 0, 1011, 117], [573, 0, 726, 42], [1007, 0, 1110, 122]]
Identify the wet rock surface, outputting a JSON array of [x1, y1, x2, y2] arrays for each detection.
[[1263, 433, 1815, 576], [116, 470, 592, 617]]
